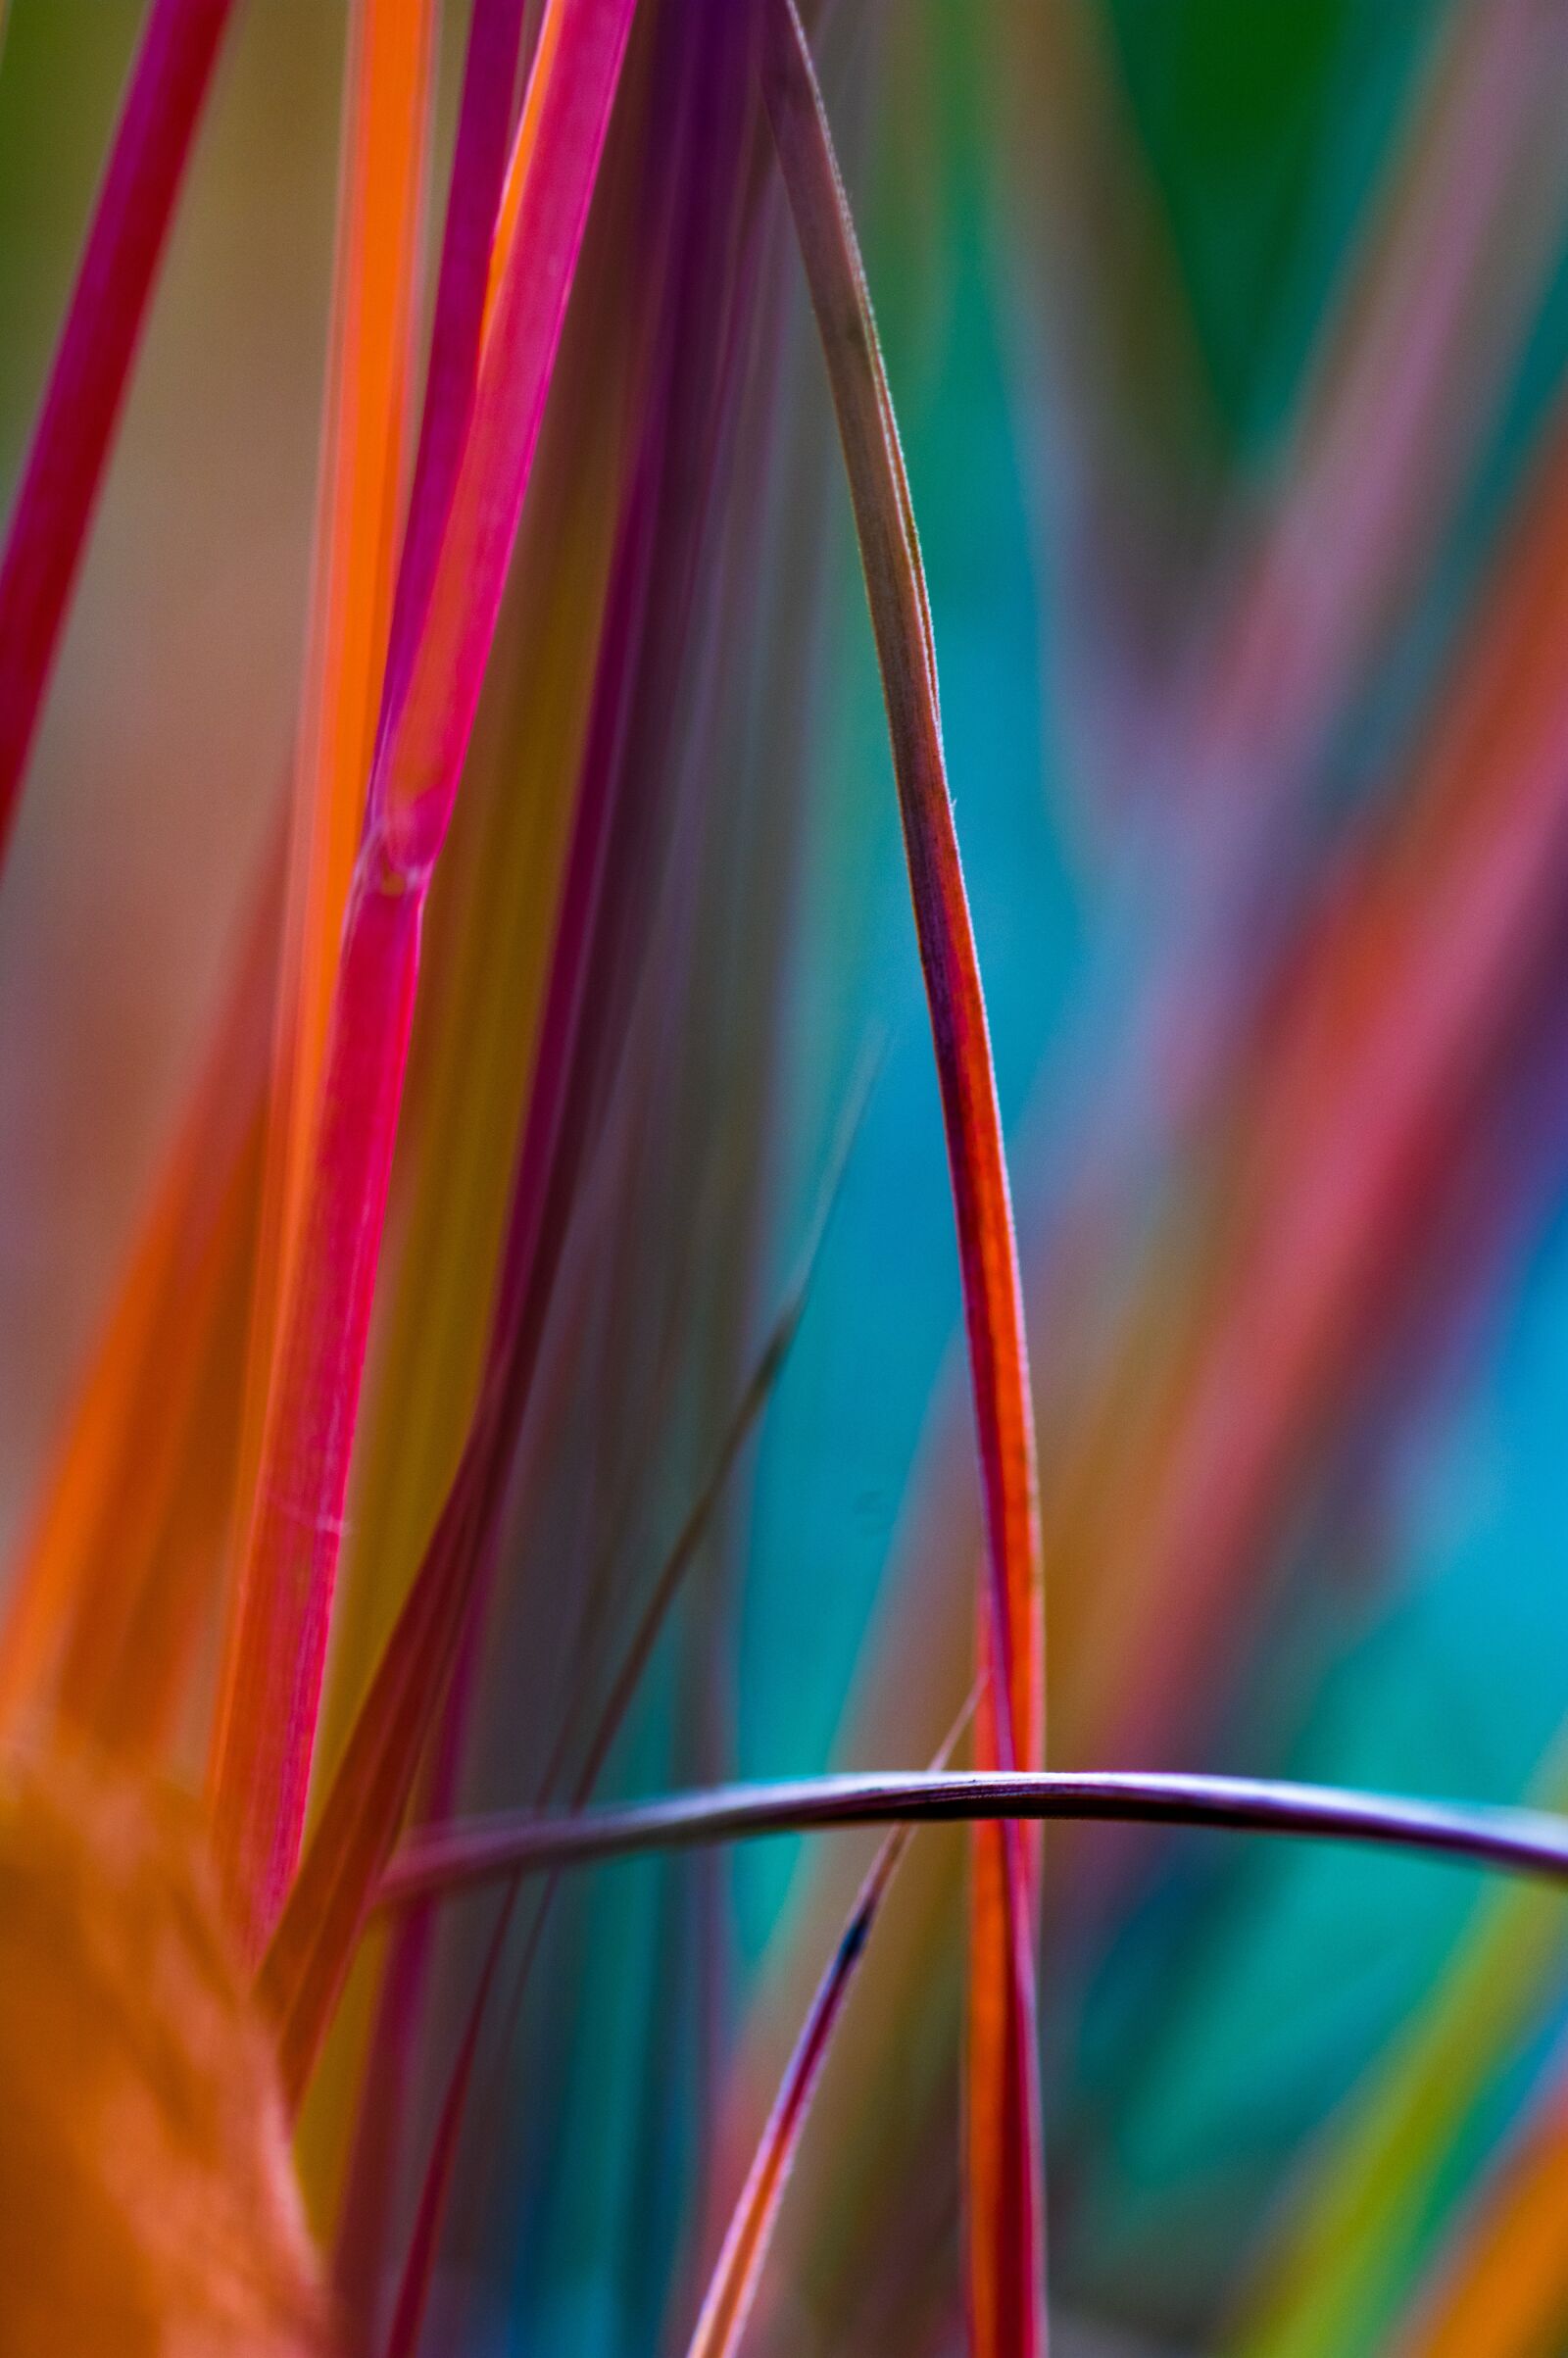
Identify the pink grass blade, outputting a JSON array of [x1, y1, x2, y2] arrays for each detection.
[[208, 0, 638, 1952], [379, 1771, 1568, 1907], [220, 0, 437, 1698], [760, 6, 1046, 2349], [0, 0, 234, 868], [368, 0, 636, 878], [259, 16, 763, 2088], [379, 0, 529, 724]]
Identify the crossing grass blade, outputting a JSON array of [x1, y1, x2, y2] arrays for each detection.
[[760, 5, 1046, 2347], [207, 0, 639, 1952]]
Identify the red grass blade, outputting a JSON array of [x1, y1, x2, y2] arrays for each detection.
[[0, 0, 234, 867], [760, 6, 1046, 2349], [208, 0, 638, 1952], [379, 1770, 1568, 1906]]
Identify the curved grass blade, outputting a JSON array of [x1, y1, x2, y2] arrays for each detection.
[[685, 1696, 972, 2358], [760, 6, 1045, 2348], [208, 0, 638, 1950], [0, 0, 235, 868], [379, 1770, 1568, 1907], [686, 1830, 910, 2358], [1226, 1766, 1568, 2358]]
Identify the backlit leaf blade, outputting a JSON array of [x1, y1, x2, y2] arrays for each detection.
[[760, 5, 1046, 2348], [208, 0, 638, 1951]]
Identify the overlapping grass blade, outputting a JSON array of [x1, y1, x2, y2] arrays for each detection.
[[260, 1, 766, 2100], [380, 1770, 1568, 1906], [760, 5, 1045, 2347], [208, 0, 638, 1949], [684, 1829, 911, 2358], [214, 0, 437, 1780]]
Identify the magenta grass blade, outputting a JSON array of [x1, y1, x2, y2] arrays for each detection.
[[0, 0, 235, 867], [378, 0, 528, 725], [380, 1771, 1568, 1908], [760, 5, 1046, 2349], [209, 0, 637, 1951], [261, 17, 761, 2084]]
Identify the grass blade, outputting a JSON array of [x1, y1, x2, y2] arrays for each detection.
[[760, 6, 1046, 2347], [0, 827, 280, 1739], [208, 0, 637, 1949], [380, 1893, 514, 2358], [218, 0, 437, 1720], [0, 0, 234, 866], [686, 1831, 910, 2358], [379, 0, 528, 723], [685, 1697, 969, 2358], [264, 1030, 861, 2107], [380, 1770, 1568, 1905], [260, 6, 761, 2090]]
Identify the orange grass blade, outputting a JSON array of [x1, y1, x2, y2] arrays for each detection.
[[0, 0, 235, 867], [0, 831, 281, 1738], [273, 0, 435, 1267], [220, 0, 436, 1699], [210, 0, 639, 1953], [686, 1695, 971, 2358], [687, 1830, 911, 2358], [760, 6, 1046, 2348], [312, 0, 567, 1795]]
